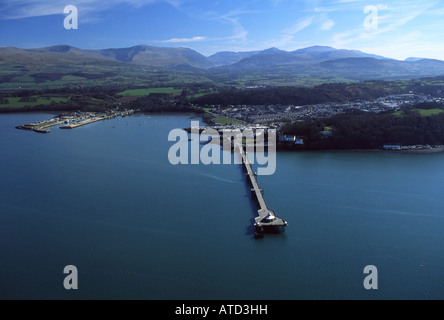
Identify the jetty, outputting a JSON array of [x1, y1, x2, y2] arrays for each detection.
[[235, 142, 287, 236], [16, 109, 135, 133], [16, 119, 65, 134]]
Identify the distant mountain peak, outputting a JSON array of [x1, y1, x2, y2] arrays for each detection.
[[261, 47, 286, 53], [405, 57, 427, 62], [3, 44, 444, 81], [207, 50, 260, 67], [294, 45, 336, 53]]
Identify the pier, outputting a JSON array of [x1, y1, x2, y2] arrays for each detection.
[[16, 119, 65, 133], [235, 143, 287, 235], [16, 110, 135, 133]]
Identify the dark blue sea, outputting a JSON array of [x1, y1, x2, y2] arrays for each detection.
[[1, 113, 443, 299]]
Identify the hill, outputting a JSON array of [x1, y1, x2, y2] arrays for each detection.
[[0, 45, 213, 69], [215, 46, 391, 70], [207, 51, 260, 67], [2, 44, 444, 90], [93, 45, 213, 69], [319, 57, 444, 80], [281, 102, 444, 150]]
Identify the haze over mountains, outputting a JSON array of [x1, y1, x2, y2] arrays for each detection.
[[2, 44, 444, 84], [0, 44, 415, 69]]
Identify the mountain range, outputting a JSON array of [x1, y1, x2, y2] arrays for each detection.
[[0, 44, 403, 69], [2, 44, 444, 86]]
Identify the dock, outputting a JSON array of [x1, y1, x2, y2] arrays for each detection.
[[235, 143, 287, 235], [16, 119, 65, 133], [16, 109, 135, 133], [59, 116, 103, 129]]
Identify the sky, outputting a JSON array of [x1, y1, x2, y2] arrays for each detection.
[[0, 0, 444, 60]]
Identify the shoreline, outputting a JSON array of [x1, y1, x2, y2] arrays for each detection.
[[10, 111, 444, 155], [15, 109, 134, 133], [397, 146, 444, 154], [201, 139, 444, 154], [277, 146, 444, 154]]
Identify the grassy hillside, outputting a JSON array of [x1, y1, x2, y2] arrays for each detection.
[[1, 96, 70, 108], [3, 45, 444, 91], [117, 87, 183, 96]]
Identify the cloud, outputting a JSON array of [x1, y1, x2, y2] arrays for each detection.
[[270, 0, 285, 6], [331, 1, 436, 46], [283, 17, 314, 35], [223, 16, 248, 41], [164, 36, 207, 43], [336, 0, 365, 3], [201, 9, 249, 43], [0, 0, 161, 20], [320, 19, 335, 30], [260, 17, 313, 49], [327, 0, 444, 60], [357, 30, 444, 60]]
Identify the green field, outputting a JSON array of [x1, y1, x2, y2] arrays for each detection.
[[412, 108, 444, 116], [393, 108, 444, 117], [212, 117, 246, 125], [188, 93, 210, 99], [61, 75, 87, 82], [0, 62, 215, 91], [1, 96, 70, 108], [117, 87, 183, 97]]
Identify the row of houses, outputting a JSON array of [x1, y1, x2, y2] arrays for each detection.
[[278, 135, 304, 145]]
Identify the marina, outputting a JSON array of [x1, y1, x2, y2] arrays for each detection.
[[60, 116, 104, 129], [16, 109, 135, 133], [16, 118, 65, 133]]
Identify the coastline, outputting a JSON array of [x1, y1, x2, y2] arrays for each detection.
[[200, 139, 444, 154], [10, 111, 444, 155], [277, 146, 444, 154], [397, 146, 444, 154]]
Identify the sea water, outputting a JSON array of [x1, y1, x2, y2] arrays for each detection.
[[0, 113, 443, 299]]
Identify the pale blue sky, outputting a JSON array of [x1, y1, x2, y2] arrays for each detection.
[[1, 0, 443, 60]]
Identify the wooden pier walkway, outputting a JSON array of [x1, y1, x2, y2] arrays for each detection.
[[235, 143, 287, 233]]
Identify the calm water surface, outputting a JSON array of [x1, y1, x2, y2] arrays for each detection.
[[0, 113, 443, 299]]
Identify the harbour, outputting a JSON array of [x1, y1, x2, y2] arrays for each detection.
[[16, 109, 135, 133]]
